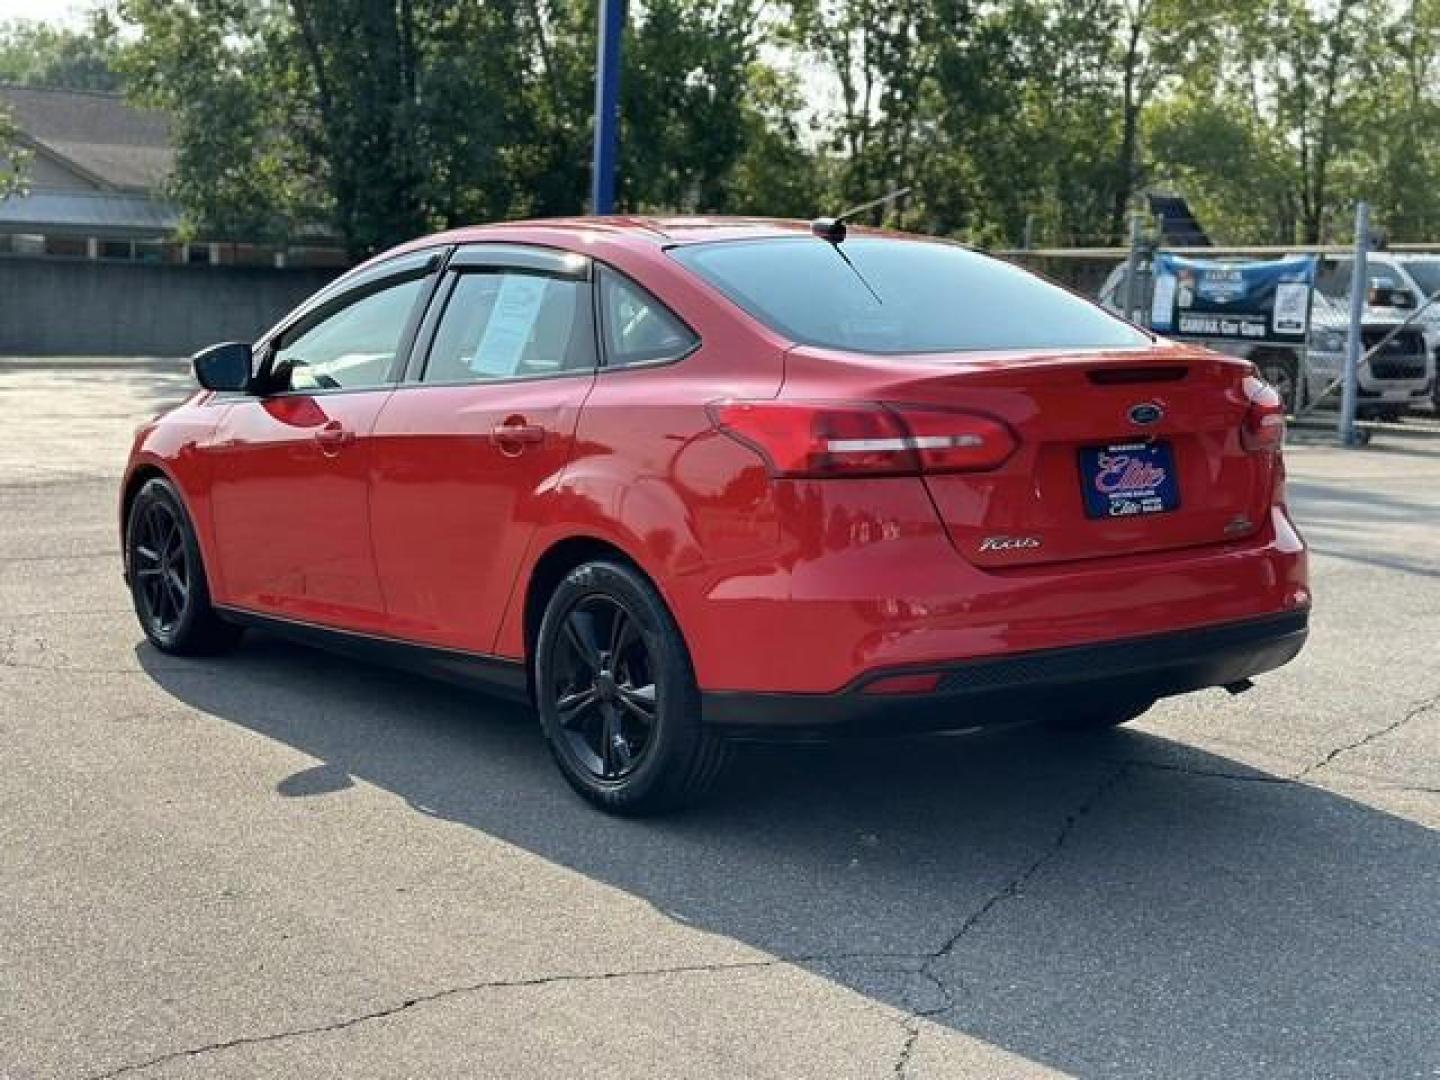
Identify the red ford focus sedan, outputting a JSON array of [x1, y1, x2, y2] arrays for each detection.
[[122, 217, 1309, 813]]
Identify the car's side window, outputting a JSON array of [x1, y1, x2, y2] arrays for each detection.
[[421, 270, 596, 384], [272, 275, 427, 392], [598, 267, 698, 367]]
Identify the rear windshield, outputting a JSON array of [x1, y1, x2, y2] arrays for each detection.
[[670, 236, 1150, 354]]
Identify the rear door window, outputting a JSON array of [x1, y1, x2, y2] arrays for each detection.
[[421, 271, 596, 384]]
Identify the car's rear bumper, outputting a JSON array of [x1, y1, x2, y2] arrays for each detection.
[[701, 609, 1308, 737]]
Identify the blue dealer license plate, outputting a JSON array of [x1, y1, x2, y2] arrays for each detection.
[[1078, 441, 1180, 519]]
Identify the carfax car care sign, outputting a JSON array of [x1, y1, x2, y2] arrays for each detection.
[[1149, 253, 1316, 343]]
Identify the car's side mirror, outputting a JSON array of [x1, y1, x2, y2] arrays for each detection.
[[192, 342, 253, 392]]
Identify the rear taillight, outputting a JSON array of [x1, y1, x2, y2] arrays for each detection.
[[707, 400, 1016, 478], [1241, 376, 1286, 453], [891, 405, 1018, 473]]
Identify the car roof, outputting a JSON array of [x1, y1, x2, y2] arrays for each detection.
[[362, 215, 955, 281], [427, 215, 822, 248]]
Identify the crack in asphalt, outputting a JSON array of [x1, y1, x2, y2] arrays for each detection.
[[1107, 758, 1293, 785], [1119, 757, 1440, 799], [0, 476, 120, 490], [33, 660, 1439, 1080], [891, 993, 957, 1080], [78, 771, 1134, 1080], [888, 764, 1131, 1077], [1296, 690, 1440, 779], [893, 1021, 922, 1078], [41, 710, 1440, 1080], [928, 764, 1129, 966], [1099, 689, 1440, 790], [80, 958, 790, 1080], [84, 944, 968, 1080]]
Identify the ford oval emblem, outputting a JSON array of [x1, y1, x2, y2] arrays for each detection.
[[1128, 402, 1164, 426]]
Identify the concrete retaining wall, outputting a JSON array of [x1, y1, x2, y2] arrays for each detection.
[[0, 257, 341, 356]]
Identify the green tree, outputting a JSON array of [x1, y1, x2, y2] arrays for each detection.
[[0, 14, 125, 93], [1102, 0, 1211, 243], [926, 0, 1126, 246], [1146, 95, 1298, 243], [1265, 0, 1380, 242], [119, 0, 810, 255], [0, 102, 28, 198], [120, 0, 320, 246], [1141, 0, 1393, 243], [788, 0, 1207, 246], [284, 0, 433, 254], [1365, 0, 1440, 239], [122, 0, 561, 255], [789, 0, 939, 219], [111, 0, 1440, 255], [723, 62, 825, 217], [619, 0, 760, 212]]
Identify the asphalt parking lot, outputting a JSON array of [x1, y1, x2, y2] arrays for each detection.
[[2, 360, 1437, 1079]]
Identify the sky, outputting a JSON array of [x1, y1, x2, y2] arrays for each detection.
[[0, 0, 88, 27]]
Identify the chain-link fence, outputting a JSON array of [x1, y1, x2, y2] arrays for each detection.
[[998, 221, 1440, 442]]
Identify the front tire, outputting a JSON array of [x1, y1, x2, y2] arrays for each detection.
[[126, 477, 242, 656], [535, 561, 729, 815]]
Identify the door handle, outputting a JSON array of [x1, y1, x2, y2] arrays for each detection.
[[489, 420, 547, 448], [314, 420, 355, 455]]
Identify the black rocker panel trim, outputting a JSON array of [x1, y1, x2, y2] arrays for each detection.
[[215, 606, 529, 702]]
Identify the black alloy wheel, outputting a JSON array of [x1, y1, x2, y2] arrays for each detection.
[[551, 594, 658, 781], [126, 478, 242, 655], [535, 561, 729, 814], [131, 495, 190, 639]]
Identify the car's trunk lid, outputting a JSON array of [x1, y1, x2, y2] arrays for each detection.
[[782, 344, 1278, 569]]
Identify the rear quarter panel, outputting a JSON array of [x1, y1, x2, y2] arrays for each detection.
[[491, 238, 791, 665]]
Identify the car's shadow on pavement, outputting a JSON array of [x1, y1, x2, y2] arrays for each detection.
[[139, 635, 1440, 1078]]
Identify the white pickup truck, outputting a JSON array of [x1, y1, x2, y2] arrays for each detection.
[[1098, 255, 1437, 417]]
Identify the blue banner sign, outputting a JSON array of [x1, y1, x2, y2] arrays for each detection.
[[1149, 253, 1317, 343]]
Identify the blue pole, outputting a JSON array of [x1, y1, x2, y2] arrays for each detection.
[[591, 0, 623, 214]]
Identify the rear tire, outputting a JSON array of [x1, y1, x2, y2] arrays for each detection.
[[126, 477, 242, 656], [1047, 697, 1155, 733], [535, 560, 729, 815]]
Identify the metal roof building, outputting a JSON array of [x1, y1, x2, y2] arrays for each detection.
[[0, 84, 342, 267], [0, 84, 180, 247]]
